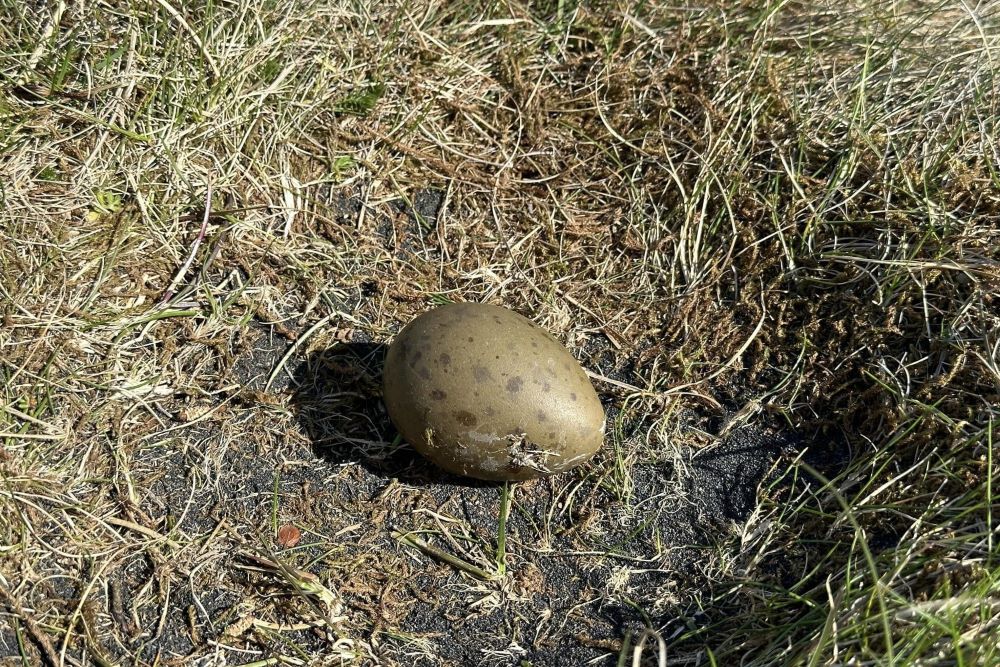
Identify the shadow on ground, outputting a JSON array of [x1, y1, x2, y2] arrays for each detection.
[[289, 341, 496, 488]]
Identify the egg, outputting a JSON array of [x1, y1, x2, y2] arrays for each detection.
[[383, 302, 605, 481]]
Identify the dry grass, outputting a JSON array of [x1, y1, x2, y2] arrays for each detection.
[[1, 0, 998, 665]]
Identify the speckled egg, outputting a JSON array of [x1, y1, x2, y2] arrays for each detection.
[[382, 302, 605, 481]]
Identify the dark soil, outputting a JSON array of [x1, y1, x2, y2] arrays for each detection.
[[104, 319, 799, 666]]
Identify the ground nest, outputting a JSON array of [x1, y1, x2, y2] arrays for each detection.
[[82, 318, 805, 666]]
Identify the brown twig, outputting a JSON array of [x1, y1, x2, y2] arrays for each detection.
[[392, 529, 496, 581], [0, 580, 60, 667], [159, 181, 213, 306]]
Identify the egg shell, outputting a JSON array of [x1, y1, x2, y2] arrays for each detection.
[[382, 302, 605, 481]]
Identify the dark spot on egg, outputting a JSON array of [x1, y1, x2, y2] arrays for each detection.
[[473, 366, 493, 383], [453, 410, 477, 427], [507, 376, 523, 393], [440, 353, 451, 366], [570, 392, 577, 401], [537, 410, 547, 422], [467, 336, 474, 342], [531, 341, 538, 348], [419, 367, 431, 380], [430, 389, 447, 400], [412, 350, 423, 362]]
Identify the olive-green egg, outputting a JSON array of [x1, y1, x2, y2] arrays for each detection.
[[382, 303, 605, 481]]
